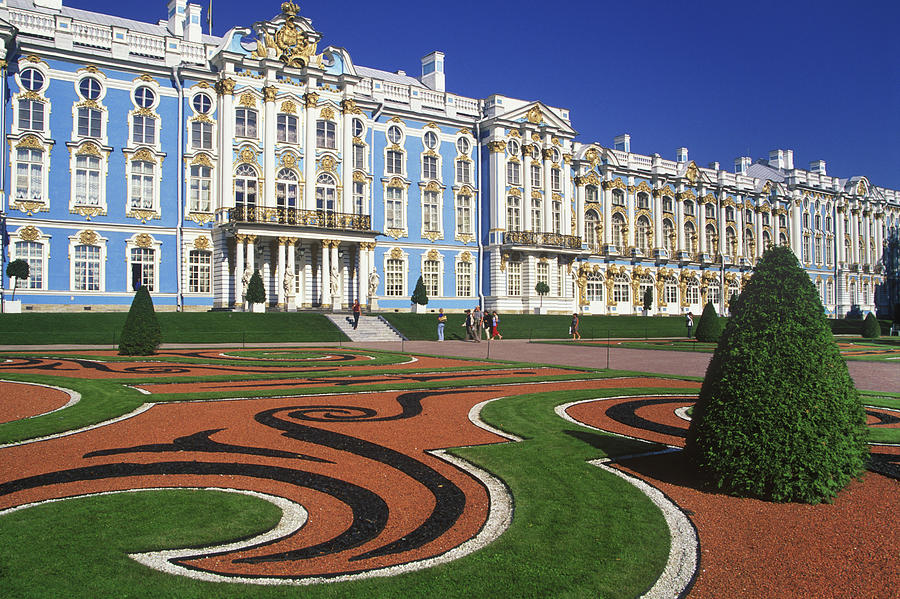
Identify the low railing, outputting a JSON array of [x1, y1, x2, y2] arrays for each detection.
[[227, 206, 371, 231], [503, 231, 582, 249]]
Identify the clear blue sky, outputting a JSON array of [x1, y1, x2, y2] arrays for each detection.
[[65, 0, 900, 190]]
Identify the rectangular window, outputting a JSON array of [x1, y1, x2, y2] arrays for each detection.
[[507, 161, 520, 186], [386, 187, 403, 229], [531, 199, 543, 232], [316, 120, 336, 149], [353, 182, 366, 214], [353, 145, 365, 170], [456, 194, 471, 235], [385, 258, 404, 296], [586, 279, 603, 302], [536, 262, 549, 288], [552, 201, 562, 234], [507, 196, 521, 232], [15, 148, 43, 201], [423, 190, 440, 232], [130, 247, 156, 291], [235, 108, 257, 138], [188, 250, 211, 293], [530, 164, 542, 188], [386, 150, 403, 175], [613, 277, 630, 303], [456, 261, 472, 297], [75, 155, 101, 206], [423, 156, 438, 180], [456, 160, 471, 184], [189, 165, 212, 212], [74, 244, 101, 291], [14, 241, 43, 289], [18, 99, 44, 131], [130, 161, 155, 209], [132, 115, 156, 145], [551, 168, 561, 191], [277, 114, 298, 143], [423, 260, 439, 297], [191, 121, 213, 149], [665, 279, 677, 303], [77, 108, 101, 138], [507, 261, 521, 296]]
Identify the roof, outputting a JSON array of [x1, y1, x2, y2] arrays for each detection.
[[747, 161, 786, 183], [355, 65, 425, 88]]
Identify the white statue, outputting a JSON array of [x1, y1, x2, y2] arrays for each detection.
[[241, 266, 252, 295], [283, 270, 295, 297], [330, 266, 340, 296], [368, 269, 380, 297]]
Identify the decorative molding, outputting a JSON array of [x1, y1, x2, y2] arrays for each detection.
[[341, 99, 363, 115], [128, 209, 158, 224], [488, 140, 507, 153], [304, 92, 319, 108], [319, 155, 336, 172], [78, 230, 99, 245], [186, 212, 214, 225], [320, 106, 335, 121], [526, 106, 543, 124], [16, 135, 44, 150], [426, 249, 440, 261], [423, 231, 443, 243], [72, 205, 105, 220], [134, 233, 153, 248], [262, 86, 278, 102], [390, 247, 404, 260], [238, 147, 258, 165], [18, 225, 41, 241]]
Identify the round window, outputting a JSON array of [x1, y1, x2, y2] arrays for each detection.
[[507, 139, 520, 156], [79, 77, 101, 100], [456, 136, 471, 155], [134, 86, 155, 108], [387, 125, 402, 144], [551, 148, 561, 163], [423, 131, 439, 149], [192, 93, 212, 114], [20, 68, 44, 92], [352, 117, 365, 137]]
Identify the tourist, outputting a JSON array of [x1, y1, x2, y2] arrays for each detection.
[[570, 313, 581, 341], [473, 305, 483, 343], [352, 300, 361, 330], [437, 308, 447, 341], [685, 312, 694, 339], [482, 310, 492, 340], [491, 311, 503, 340], [463, 309, 474, 341]]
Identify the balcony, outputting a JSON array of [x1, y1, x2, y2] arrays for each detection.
[[503, 231, 582, 249], [225, 206, 372, 232]]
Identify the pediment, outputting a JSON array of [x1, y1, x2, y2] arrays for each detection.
[[495, 101, 575, 136]]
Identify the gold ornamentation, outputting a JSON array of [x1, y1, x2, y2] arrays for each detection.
[[135, 107, 157, 118], [129, 209, 157, 223], [602, 178, 627, 191], [389, 116, 404, 124], [563, 154, 572, 165], [487, 141, 507, 153], [215, 78, 236, 96], [320, 155, 336, 171], [635, 181, 652, 194], [857, 181, 866, 195], [500, 253, 509, 272], [390, 247, 404, 260], [526, 106, 543, 124], [77, 99, 100, 110], [21, 90, 44, 101], [304, 92, 319, 108], [186, 213, 214, 225], [385, 228, 405, 239], [72, 206, 105, 220], [263, 86, 278, 102], [191, 153, 214, 168], [531, 133, 541, 143], [542, 148, 554, 160], [685, 161, 699, 185], [320, 106, 335, 121], [239, 147, 257, 165], [456, 233, 474, 244], [551, 137, 560, 146], [269, 2, 318, 68], [762, 181, 772, 194], [585, 148, 600, 165], [16, 135, 44, 150], [76, 142, 102, 157], [508, 187, 522, 197], [131, 148, 157, 164], [353, 170, 368, 183], [238, 93, 257, 108], [677, 189, 696, 201], [135, 233, 153, 248], [341, 99, 363, 115], [281, 152, 297, 169], [192, 236, 211, 250], [79, 230, 99, 245], [80, 65, 100, 74], [423, 180, 441, 192], [386, 177, 408, 189], [19, 226, 41, 241], [701, 193, 717, 205], [459, 251, 473, 263], [26, 55, 46, 64], [531, 190, 543, 199], [423, 231, 443, 243], [281, 100, 296, 114], [426, 249, 440, 261]]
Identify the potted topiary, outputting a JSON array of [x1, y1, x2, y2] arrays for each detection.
[[411, 276, 428, 314], [685, 245, 868, 503], [118, 286, 162, 355], [695, 300, 723, 342], [534, 281, 550, 314], [4, 259, 29, 313], [245, 270, 267, 312], [861, 312, 880, 339]]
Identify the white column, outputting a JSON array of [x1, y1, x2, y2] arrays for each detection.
[[245, 235, 256, 272], [850, 209, 859, 264], [836, 208, 846, 264], [698, 196, 707, 255], [735, 196, 744, 261], [862, 211, 872, 266], [263, 87, 277, 208], [287, 239, 297, 308], [625, 177, 635, 250], [341, 101, 354, 214], [542, 144, 552, 232], [331, 242, 341, 307], [217, 78, 235, 210], [276, 237, 286, 307], [652, 189, 662, 252], [358, 244, 368, 305], [791, 198, 803, 260], [234, 234, 245, 308], [303, 93, 318, 210], [575, 178, 585, 242], [523, 144, 533, 232], [718, 196, 726, 256], [676, 196, 685, 253], [320, 239, 331, 306]]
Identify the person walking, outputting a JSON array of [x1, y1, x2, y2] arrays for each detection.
[[570, 312, 581, 341], [352, 300, 361, 330], [472, 305, 483, 343], [463, 309, 474, 341], [685, 312, 694, 339], [437, 308, 447, 341], [491, 311, 502, 340]]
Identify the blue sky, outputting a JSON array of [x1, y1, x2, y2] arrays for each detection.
[[65, 0, 900, 190]]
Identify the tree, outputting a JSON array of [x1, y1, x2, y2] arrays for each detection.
[[535, 281, 550, 308], [862, 312, 880, 338], [685, 245, 868, 503], [728, 292, 740, 315], [642, 286, 653, 313], [245, 270, 266, 306], [411, 276, 429, 306], [5, 259, 29, 300], [118, 286, 162, 356], [694, 300, 723, 342]]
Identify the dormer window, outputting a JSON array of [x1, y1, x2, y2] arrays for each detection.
[[20, 68, 44, 92], [387, 125, 403, 144]]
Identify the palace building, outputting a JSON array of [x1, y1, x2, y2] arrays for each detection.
[[1, 0, 897, 316]]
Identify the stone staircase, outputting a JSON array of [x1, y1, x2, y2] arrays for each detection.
[[326, 314, 406, 342]]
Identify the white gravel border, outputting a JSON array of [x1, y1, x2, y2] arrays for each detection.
[[1, 379, 80, 419], [0, 403, 154, 449]]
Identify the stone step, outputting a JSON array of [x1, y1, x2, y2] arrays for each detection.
[[326, 314, 406, 342]]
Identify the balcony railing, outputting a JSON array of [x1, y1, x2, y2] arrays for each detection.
[[226, 206, 372, 231], [503, 231, 582, 249]]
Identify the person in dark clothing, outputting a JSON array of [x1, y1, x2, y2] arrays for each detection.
[[352, 300, 361, 329]]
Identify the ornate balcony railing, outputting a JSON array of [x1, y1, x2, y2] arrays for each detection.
[[226, 206, 372, 231], [503, 231, 582, 249]]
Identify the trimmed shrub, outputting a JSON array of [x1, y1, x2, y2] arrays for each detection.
[[642, 286, 653, 312], [246, 270, 266, 305], [694, 301, 723, 342], [535, 281, 550, 308], [685, 245, 868, 503], [5, 259, 29, 300], [118, 286, 162, 356], [861, 313, 880, 338], [411, 276, 428, 305]]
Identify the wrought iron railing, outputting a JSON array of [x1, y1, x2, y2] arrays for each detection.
[[503, 230, 582, 249], [226, 206, 372, 231]]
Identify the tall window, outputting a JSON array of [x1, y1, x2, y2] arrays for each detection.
[[189, 165, 212, 212], [705, 204, 716, 219], [639, 275, 653, 304], [456, 193, 472, 235], [235, 108, 257, 138], [636, 216, 651, 253], [353, 145, 366, 170], [685, 279, 700, 304], [423, 260, 440, 297], [707, 281, 721, 307], [188, 250, 211, 293], [685, 222, 697, 254], [386, 150, 403, 175], [826, 280, 834, 304], [132, 115, 156, 145], [613, 273, 630, 303], [826, 237, 834, 266], [551, 168, 561, 191], [586, 185, 599, 203], [386, 187, 403, 228], [507, 161, 520, 185], [315, 173, 336, 212], [663, 196, 674, 212], [530, 164, 542, 188], [585, 211, 600, 249], [612, 189, 625, 207], [706, 224, 718, 253], [77, 108, 102, 138], [552, 200, 562, 234], [18, 99, 44, 131], [130, 161, 155, 209], [684, 200, 695, 216], [277, 114, 298, 143], [456, 160, 471, 184], [637, 192, 650, 210], [664, 277, 678, 303], [423, 155, 438, 180], [14, 241, 43, 289], [234, 164, 258, 211], [352, 182, 365, 214], [423, 190, 440, 232], [612, 213, 626, 249], [130, 247, 156, 291], [586, 274, 603, 302], [507, 196, 521, 232], [456, 261, 472, 297], [725, 228, 737, 258], [316, 120, 336, 148], [74, 155, 101, 206], [277, 169, 300, 209], [15, 149, 43, 201], [74, 244, 101, 291], [385, 259, 404, 296], [663, 219, 676, 254], [191, 121, 213, 149], [507, 261, 521, 295], [536, 261, 549, 288], [531, 198, 543, 231]]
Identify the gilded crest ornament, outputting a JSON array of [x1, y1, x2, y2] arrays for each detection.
[[460, 251, 472, 263], [194, 236, 211, 250], [79, 230, 99, 245], [427, 249, 440, 261], [281, 152, 297, 169], [215, 78, 236, 96], [526, 106, 543, 124], [263, 86, 278, 103], [19, 226, 41, 241], [320, 106, 335, 121], [390, 247, 403, 260], [281, 100, 296, 114], [320, 155, 336, 171], [263, 1, 318, 69], [135, 233, 153, 248]]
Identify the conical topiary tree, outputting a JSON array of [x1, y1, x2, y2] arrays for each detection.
[[411, 276, 428, 306], [861, 313, 880, 338], [118, 286, 162, 356], [685, 245, 868, 503], [246, 270, 266, 307], [694, 300, 723, 342]]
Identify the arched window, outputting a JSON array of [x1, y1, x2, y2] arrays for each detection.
[[725, 206, 735, 221], [585, 210, 600, 249], [725, 227, 737, 258], [586, 272, 603, 302], [850, 280, 858, 305], [276, 168, 299, 210], [763, 230, 772, 249], [612, 213, 626, 249], [235, 163, 258, 217], [684, 221, 697, 254], [663, 219, 676, 254], [707, 279, 721, 307], [684, 200, 695, 216], [586, 185, 599, 203], [744, 229, 754, 257], [129, 160, 155, 209], [685, 278, 700, 304], [613, 273, 630, 303], [706, 224, 718, 252], [705, 204, 716, 219], [663, 276, 678, 304], [612, 189, 625, 206], [315, 172, 336, 212], [639, 275, 654, 303], [636, 216, 651, 253]]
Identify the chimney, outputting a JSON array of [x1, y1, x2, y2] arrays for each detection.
[[809, 160, 827, 175], [185, 3, 202, 42], [421, 51, 445, 92], [708, 161, 720, 171], [168, 0, 186, 38], [613, 134, 631, 152], [768, 149, 784, 169], [676, 147, 688, 163], [734, 156, 751, 175], [783, 149, 794, 170]]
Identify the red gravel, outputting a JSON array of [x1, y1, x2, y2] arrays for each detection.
[[0, 381, 70, 423]]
